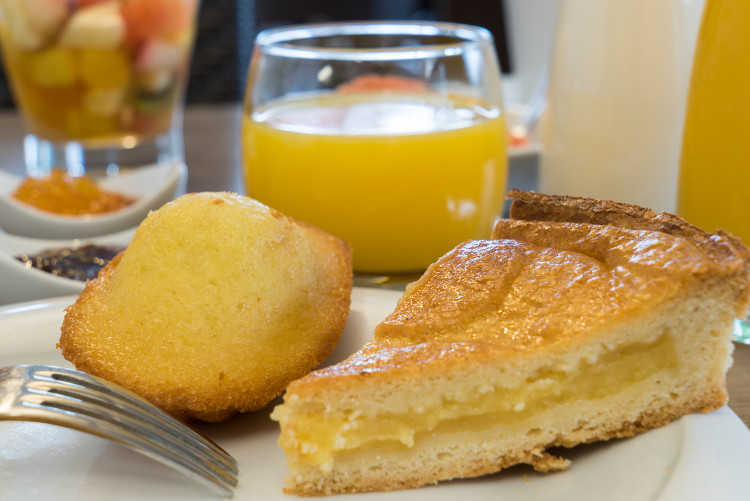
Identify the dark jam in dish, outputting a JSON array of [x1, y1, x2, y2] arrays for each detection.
[[16, 244, 124, 281]]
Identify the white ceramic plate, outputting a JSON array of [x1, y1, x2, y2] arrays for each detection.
[[0, 162, 187, 239], [1, 288, 749, 501], [0, 228, 134, 306]]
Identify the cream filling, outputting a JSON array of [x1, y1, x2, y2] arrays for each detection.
[[275, 334, 678, 470]]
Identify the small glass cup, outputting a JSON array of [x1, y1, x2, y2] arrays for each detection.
[[242, 21, 508, 278], [0, 0, 200, 177]]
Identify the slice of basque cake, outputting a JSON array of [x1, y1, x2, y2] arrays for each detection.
[[271, 190, 750, 496]]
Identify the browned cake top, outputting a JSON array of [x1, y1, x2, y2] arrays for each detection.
[[290, 191, 750, 388], [505, 188, 748, 263], [377, 224, 734, 346]]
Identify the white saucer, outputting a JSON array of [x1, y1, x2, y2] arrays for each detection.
[[0, 228, 134, 305], [0, 162, 187, 239]]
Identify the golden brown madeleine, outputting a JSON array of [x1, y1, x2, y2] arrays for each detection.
[[60, 192, 352, 422]]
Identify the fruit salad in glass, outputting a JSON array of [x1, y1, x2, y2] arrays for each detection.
[[0, 0, 199, 146]]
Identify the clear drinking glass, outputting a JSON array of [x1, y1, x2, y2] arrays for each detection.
[[0, 0, 200, 177], [242, 21, 508, 277]]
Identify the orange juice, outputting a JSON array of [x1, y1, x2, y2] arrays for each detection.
[[242, 93, 508, 273], [678, 0, 750, 243]]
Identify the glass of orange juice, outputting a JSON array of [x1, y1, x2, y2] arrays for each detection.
[[242, 22, 508, 277], [0, 0, 199, 177]]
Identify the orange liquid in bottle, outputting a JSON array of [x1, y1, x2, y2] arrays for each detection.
[[678, 0, 750, 243]]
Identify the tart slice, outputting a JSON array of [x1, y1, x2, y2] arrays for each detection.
[[271, 191, 750, 496]]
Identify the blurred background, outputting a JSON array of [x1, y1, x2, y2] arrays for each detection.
[[0, 0, 559, 110]]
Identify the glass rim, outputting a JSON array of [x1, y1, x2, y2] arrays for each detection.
[[254, 21, 494, 61]]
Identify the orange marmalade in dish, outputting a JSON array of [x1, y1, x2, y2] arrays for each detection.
[[12, 170, 136, 215]]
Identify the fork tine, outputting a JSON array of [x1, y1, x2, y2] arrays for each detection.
[[17, 396, 238, 497], [3, 365, 238, 497], [31, 366, 238, 472]]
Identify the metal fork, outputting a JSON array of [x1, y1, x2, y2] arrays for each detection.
[[0, 365, 239, 497]]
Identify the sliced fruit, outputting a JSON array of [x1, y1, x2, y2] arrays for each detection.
[[57, 0, 125, 50], [65, 108, 116, 138], [121, 0, 196, 44], [84, 87, 126, 116], [135, 68, 173, 94], [1, 0, 70, 50], [77, 49, 131, 88], [27, 47, 77, 86], [73, 0, 112, 7], [134, 84, 176, 115], [135, 39, 185, 71], [24, 0, 70, 38]]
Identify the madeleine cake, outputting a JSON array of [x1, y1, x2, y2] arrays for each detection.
[[271, 190, 750, 495], [60, 192, 352, 422]]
